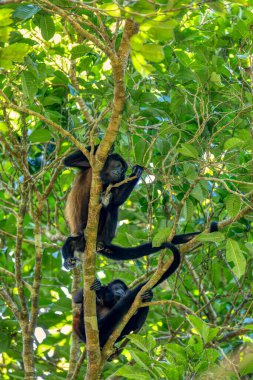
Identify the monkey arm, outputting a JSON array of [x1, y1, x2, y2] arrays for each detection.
[[98, 285, 143, 347], [63, 150, 91, 169], [110, 165, 144, 206], [118, 289, 153, 340], [63, 145, 102, 168], [61, 235, 85, 269]]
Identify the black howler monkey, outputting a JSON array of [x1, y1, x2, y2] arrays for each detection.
[[73, 242, 180, 348], [62, 148, 218, 269]]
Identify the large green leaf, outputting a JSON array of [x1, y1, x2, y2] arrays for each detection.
[[0, 27, 13, 42], [29, 129, 52, 143], [0, 43, 30, 69], [115, 365, 150, 380], [140, 19, 178, 41], [224, 137, 244, 150], [188, 315, 219, 344], [13, 4, 40, 20], [140, 44, 164, 63], [127, 335, 150, 352], [153, 226, 171, 247], [178, 143, 198, 158], [0, 8, 13, 26], [175, 49, 194, 67], [39, 14, 55, 41], [196, 231, 225, 243], [99, 3, 121, 17], [226, 238, 246, 278], [225, 194, 241, 217], [21, 71, 38, 100], [182, 199, 194, 222]]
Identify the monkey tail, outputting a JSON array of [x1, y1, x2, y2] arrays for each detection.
[[126, 242, 181, 291], [97, 241, 181, 283], [153, 242, 181, 287], [97, 242, 177, 260], [171, 221, 218, 244]]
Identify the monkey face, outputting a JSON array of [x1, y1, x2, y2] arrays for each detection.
[[100, 155, 127, 184], [103, 281, 128, 307]]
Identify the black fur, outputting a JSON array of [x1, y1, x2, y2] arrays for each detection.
[[73, 243, 180, 348], [62, 148, 219, 269]]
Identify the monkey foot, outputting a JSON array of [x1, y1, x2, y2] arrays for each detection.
[[64, 257, 79, 270]]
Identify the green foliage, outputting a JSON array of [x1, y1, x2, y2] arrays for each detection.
[[226, 238, 246, 278], [187, 315, 219, 344], [0, 0, 253, 379]]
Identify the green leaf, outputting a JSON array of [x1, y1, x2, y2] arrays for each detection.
[[0, 333, 11, 353], [0, 122, 8, 133], [131, 51, 155, 77], [182, 199, 194, 222], [99, 3, 121, 17], [43, 96, 62, 106], [115, 366, 150, 380], [21, 71, 38, 100], [71, 45, 91, 59], [153, 227, 171, 247], [183, 162, 198, 182], [146, 335, 156, 351], [13, 4, 40, 20], [206, 327, 220, 343], [188, 315, 219, 344], [203, 348, 219, 363], [196, 231, 225, 243], [175, 49, 194, 67], [140, 20, 178, 41], [190, 183, 204, 202], [187, 336, 204, 357], [178, 143, 198, 158], [245, 242, 253, 255], [226, 238, 246, 278], [128, 350, 151, 370], [188, 315, 209, 343], [29, 129, 52, 143], [225, 194, 241, 217], [139, 93, 158, 103], [133, 140, 149, 166], [140, 44, 164, 63], [0, 27, 13, 42], [166, 343, 187, 361], [210, 72, 223, 86], [40, 15, 55, 41], [0, 9, 13, 26], [240, 354, 253, 376], [127, 0, 154, 15], [127, 335, 149, 352], [0, 43, 30, 69], [224, 137, 244, 150]]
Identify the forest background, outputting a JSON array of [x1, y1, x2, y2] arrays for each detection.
[[0, 0, 253, 379]]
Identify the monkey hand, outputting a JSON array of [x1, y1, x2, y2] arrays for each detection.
[[96, 242, 112, 255], [64, 257, 80, 270], [90, 278, 102, 291], [132, 165, 144, 178], [141, 289, 153, 302], [100, 191, 112, 207]]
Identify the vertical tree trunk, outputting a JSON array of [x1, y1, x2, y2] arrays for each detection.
[[23, 332, 35, 380]]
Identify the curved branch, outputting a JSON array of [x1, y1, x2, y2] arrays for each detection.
[[0, 91, 90, 157], [35, 0, 115, 60]]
